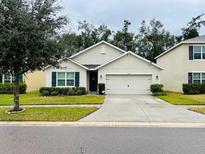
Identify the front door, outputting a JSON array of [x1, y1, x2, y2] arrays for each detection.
[[89, 71, 98, 91]]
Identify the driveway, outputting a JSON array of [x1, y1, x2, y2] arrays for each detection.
[[81, 95, 205, 122]]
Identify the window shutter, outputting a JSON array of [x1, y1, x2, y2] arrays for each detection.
[[0, 74, 2, 83], [189, 46, 193, 60], [52, 72, 56, 87], [188, 72, 192, 84], [18, 74, 23, 82], [75, 72, 80, 87]]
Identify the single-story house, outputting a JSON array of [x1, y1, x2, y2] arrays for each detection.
[[156, 35, 205, 92], [0, 41, 162, 94]]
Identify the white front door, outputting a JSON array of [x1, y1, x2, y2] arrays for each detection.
[[106, 74, 152, 94]]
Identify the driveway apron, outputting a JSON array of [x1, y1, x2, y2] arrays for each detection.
[[81, 95, 205, 122]]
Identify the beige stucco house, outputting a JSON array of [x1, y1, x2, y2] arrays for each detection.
[[0, 41, 162, 94], [156, 36, 205, 92]]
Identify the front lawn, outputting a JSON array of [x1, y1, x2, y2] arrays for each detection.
[[0, 91, 104, 106], [190, 108, 205, 115], [157, 92, 205, 105], [0, 107, 97, 121]]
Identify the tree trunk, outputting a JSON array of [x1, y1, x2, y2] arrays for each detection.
[[13, 73, 20, 111]]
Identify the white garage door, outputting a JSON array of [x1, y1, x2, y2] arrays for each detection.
[[106, 74, 152, 94]]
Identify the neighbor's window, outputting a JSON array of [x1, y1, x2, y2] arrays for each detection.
[[193, 46, 205, 60], [192, 73, 205, 84], [4, 74, 12, 83], [57, 72, 75, 87]]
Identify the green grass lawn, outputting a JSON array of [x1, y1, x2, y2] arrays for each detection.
[[0, 91, 104, 106], [0, 107, 97, 121], [157, 92, 205, 105], [190, 108, 205, 115]]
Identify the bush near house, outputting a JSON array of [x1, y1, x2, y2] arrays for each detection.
[[98, 83, 105, 95], [150, 84, 166, 96], [0, 83, 27, 94], [183, 83, 205, 95], [39, 87, 87, 96]]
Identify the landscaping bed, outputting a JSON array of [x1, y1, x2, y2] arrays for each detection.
[[0, 107, 97, 121], [0, 91, 104, 106], [157, 91, 205, 105]]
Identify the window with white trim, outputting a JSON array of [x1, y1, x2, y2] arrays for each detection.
[[192, 73, 205, 84], [57, 72, 75, 87], [193, 46, 205, 60]]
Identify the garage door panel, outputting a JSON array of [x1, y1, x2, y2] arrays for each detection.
[[106, 75, 152, 94]]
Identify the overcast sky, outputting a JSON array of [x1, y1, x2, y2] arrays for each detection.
[[61, 0, 205, 35]]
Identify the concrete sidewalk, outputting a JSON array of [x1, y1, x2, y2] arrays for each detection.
[[81, 95, 205, 123]]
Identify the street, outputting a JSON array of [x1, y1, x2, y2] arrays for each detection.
[[0, 126, 205, 154]]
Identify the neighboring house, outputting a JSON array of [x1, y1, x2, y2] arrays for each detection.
[[0, 41, 162, 94], [156, 35, 205, 92]]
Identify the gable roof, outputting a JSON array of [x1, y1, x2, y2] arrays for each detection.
[[44, 58, 89, 70], [96, 51, 163, 70], [70, 41, 126, 59], [155, 35, 205, 59]]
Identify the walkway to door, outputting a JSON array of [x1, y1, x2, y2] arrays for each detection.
[[81, 95, 205, 122]]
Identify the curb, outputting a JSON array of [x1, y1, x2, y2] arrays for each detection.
[[0, 121, 205, 128]]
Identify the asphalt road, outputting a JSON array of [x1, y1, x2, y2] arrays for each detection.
[[0, 126, 205, 154]]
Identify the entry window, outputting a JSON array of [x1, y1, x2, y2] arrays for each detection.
[[193, 46, 205, 60], [192, 73, 205, 84], [57, 72, 75, 87], [67, 72, 75, 86]]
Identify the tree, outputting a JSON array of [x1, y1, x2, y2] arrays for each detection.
[[0, 0, 67, 111], [77, 21, 112, 49], [113, 20, 136, 51], [136, 19, 175, 62], [179, 13, 205, 41]]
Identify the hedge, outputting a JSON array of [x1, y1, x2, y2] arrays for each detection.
[[0, 82, 27, 94], [150, 84, 165, 96], [183, 83, 205, 94], [98, 83, 105, 95], [39, 87, 87, 96]]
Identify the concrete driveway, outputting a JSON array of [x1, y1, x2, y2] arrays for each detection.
[[81, 95, 205, 122]]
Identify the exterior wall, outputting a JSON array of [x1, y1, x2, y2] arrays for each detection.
[[98, 53, 161, 85], [157, 44, 205, 92], [25, 70, 46, 92], [72, 44, 124, 65], [45, 60, 87, 89]]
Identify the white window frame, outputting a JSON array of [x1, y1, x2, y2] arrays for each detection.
[[192, 72, 205, 84], [193, 45, 205, 60], [56, 72, 75, 87]]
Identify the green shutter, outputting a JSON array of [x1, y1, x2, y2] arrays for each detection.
[[0, 74, 2, 83], [18, 74, 23, 82], [189, 46, 193, 60], [75, 72, 80, 87], [188, 72, 192, 84], [52, 72, 56, 87]]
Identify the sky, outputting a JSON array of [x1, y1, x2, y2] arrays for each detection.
[[60, 0, 205, 35]]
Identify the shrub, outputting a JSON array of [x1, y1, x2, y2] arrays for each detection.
[[42, 90, 49, 96], [183, 83, 205, 95], [51, 91, 58, 96], [150, 84, 163, 93], [39, 87, 87, 96], [68, 89, 75, 96], [152, 91, 167, 96], [98, 83, 105, 95], [0, 82, 27, 94]]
